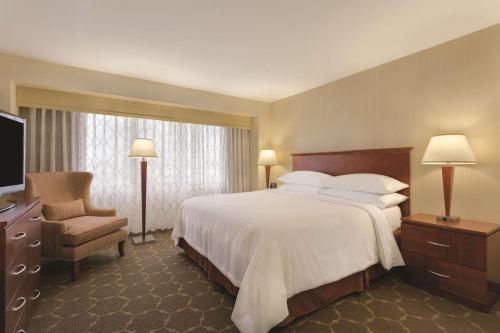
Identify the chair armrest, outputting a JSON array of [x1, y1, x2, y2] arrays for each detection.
[[87, 207, 117, 217], [41, 220, 66, 258]]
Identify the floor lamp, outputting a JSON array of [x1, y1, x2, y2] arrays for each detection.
[[421, 134, 477, 222], [129, 138, 158, 245]]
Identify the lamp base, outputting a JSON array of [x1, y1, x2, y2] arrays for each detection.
[[131, 234, 156, 245], [436, 215, 461, 223]]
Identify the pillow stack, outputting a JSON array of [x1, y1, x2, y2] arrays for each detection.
[[276, 171, 408, 209]]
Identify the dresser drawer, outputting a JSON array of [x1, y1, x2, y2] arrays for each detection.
[[5, 203, 42, 263], [401, 223, 486, 270], [5, 219, 30, 265], [5, 246, 28, 307], [5, 280, 29, 333]]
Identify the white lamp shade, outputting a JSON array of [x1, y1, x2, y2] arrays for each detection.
[[258, 149, 279, 165], [129, 138, 158, 158], [421, 134, 477, 165]]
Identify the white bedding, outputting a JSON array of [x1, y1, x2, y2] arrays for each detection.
[[172, 189, 404, 333], [384, 205, 402, 231]]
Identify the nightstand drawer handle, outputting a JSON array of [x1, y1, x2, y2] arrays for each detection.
[[30, 240, 41, 248], [13, 232, 27, 240], [31, 265, 41, 274], [428, 269, 451, 279], [31, 289, 41, 300], [17, 330, 26, 333], [427, 241, 450, 248], [30, 216, 42, 222], [13, 264, 27, 276], [12, 297, 26, 311]]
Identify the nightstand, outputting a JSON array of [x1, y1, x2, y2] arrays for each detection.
[[401, 213, 500, 312]]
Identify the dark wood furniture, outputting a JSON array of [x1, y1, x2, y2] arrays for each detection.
[[180, 147, 413, 327], [0, 198, 42, 333], [402, 213, 500, 312]]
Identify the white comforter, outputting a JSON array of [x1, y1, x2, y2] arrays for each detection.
[[172, 190, 404, 333]]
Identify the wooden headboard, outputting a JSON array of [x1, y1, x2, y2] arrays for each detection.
[[292, 147, 413, 216]]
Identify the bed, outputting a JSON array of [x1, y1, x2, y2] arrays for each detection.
[[172, 147, 412, 333]]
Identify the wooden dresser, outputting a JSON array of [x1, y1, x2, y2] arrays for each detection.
[[402, 213, 500, 312], [0, 198, 42, 333]]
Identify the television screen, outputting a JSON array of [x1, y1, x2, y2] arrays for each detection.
[[0, 114, 24, 187]]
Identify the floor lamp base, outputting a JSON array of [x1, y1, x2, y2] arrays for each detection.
[[131, 234, 156, 245]]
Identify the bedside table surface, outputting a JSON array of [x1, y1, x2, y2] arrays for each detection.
[[402, 213, 500, 236]]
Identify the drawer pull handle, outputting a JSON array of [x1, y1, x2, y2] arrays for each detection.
[[31, 265, 41, 274], [30, 240, 42, 248], [13, 264, 27, 275], [31, 289, 41, 300], [30, 216, 42, 222], [427, 241, 450, 248], [17, 330, 26, 333], [13, 232, 27, 240], [428, 269, 451, 279], [12, 297, 26, 311]]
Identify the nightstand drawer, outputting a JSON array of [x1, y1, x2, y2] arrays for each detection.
[[403, 250, 489, 305], [401, 223, 486, 270], [436, 260, 488, 304]]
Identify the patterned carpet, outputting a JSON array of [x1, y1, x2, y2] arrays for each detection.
[[29, 231, 500, 333]]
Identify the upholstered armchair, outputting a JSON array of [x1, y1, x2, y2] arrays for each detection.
[[25, 172, 128, 281]]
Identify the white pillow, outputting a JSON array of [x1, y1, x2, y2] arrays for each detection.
[[319, 188, 408, 208], [277, 184, 320, 194], [278, 171, 334, 187], [325, 173, 408, 194]]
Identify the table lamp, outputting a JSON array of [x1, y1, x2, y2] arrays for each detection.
[[129, 138, 158, 244], [258, 149, 279, 188], [421, 134, 477, 222]]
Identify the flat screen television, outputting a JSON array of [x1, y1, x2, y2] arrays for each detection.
[[0, 111, 26, 212]]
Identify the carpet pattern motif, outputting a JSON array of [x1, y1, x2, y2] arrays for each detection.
[[29, 231, 500, 333]]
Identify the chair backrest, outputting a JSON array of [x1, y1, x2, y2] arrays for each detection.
[[25, 172, 94, 212]]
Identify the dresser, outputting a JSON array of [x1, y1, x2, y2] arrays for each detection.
[[0, 198, 42, 333], [401, 213, 500, 312]]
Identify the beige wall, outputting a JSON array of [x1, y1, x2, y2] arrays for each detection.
[[270, 24, 500, 223], [0, 53, 271, 189]]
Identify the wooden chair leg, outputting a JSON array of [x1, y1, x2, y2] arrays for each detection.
[[118, 240, 125, 257], [71, 260, 80, 281]]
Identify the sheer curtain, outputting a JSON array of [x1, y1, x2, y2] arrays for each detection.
[[22, 108, 250, 232]]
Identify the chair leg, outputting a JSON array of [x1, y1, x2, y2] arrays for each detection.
[[71, 260, 80, 281], [118, 240, 125, 257]]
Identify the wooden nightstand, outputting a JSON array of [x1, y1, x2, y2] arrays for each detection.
[[401, 213, 500, 312]]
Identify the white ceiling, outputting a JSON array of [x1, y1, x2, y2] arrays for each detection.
[[1, 1, 500, 102]]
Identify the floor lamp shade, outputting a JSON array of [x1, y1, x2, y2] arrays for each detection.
[[129, 138, 158, 245], [258, 149, 279, 188], [421, 134, 477, 221], [128, 138, 158, 158]]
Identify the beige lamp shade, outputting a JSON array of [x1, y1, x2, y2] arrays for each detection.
[[128, 138, 158, 158], [421, 134, 477, 165], [258, 149, 279, 165]]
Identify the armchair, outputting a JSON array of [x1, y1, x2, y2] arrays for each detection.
[[25, 172, 128, 281]]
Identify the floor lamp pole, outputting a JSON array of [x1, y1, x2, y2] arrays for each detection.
[[141, 158, 147, 241], [132, 157, 156, 245]]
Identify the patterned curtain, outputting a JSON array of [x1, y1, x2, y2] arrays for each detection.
[[22, 108, 250, 232]]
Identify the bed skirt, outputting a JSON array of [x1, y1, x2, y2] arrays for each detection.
[[178, 229, 400, 327]]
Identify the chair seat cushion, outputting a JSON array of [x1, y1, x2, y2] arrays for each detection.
[[63, 215, 128, 246]]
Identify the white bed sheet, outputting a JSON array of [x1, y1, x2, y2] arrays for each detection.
[[384, 205, 402, 231], [172, 190, 404, 333]]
